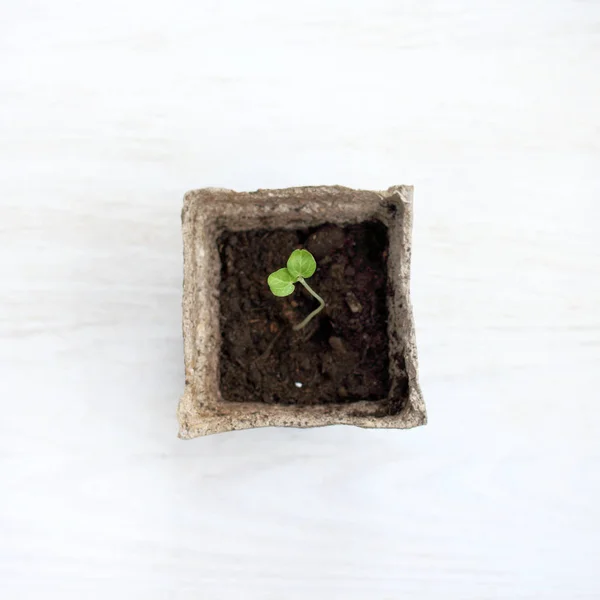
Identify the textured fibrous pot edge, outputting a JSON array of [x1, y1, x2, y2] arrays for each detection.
[[178, 186, 426, 439]]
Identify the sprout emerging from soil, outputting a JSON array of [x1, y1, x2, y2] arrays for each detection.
[[267, 249, 326, 331]]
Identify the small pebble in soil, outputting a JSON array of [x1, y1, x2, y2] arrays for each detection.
[[306, 225, 346, 260], [328, 336, 346, 354], [345, 291, 363, 314], [294, 382, 303, 388], [330, 263, 345, 280]]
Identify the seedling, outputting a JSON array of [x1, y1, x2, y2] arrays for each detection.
[[267, 249, 326, 331]]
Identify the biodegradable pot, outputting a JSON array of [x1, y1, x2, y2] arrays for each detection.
[[178, 186, 426, 438]]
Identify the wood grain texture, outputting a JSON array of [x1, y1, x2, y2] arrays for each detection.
[[1, 0, 599, 598]]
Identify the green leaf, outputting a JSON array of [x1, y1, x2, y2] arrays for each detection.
[[267, 268, 296, 297], [286, 249, 317, 279]]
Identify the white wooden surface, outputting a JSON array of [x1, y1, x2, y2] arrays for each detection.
[[1, 0, 599, 598]]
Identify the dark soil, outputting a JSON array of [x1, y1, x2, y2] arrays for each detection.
[[218, 222, 390, 405]]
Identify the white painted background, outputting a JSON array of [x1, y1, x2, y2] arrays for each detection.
[[1, 0, 599, 597]]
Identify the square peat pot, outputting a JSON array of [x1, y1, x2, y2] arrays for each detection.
[[178, 186, 426, 438]]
